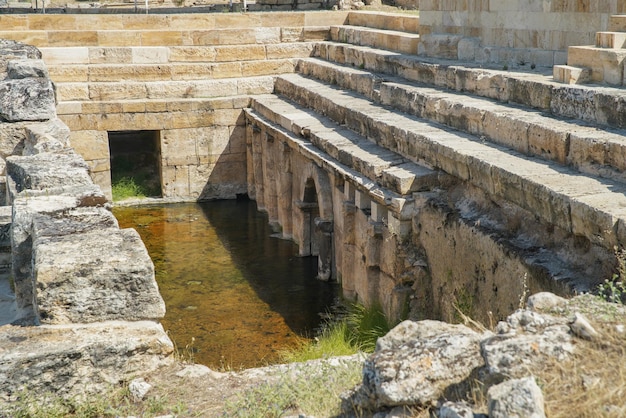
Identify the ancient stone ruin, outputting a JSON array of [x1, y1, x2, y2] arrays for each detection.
[[0, 0, 626, 412]]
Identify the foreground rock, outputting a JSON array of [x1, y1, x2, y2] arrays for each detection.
[[0, 321, 173, 401], [342, 292, 619, 417], [344, 321, 489, 410]]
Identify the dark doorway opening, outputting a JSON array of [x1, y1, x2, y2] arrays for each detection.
[[108, 130, 162, 200]]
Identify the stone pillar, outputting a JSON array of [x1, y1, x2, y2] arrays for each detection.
[[250, 124, 265, 211], [277, 141, 293, 239]]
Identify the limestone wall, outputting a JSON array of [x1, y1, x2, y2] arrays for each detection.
[[419, 0, 626, 67], [0, 12, 348, 201]]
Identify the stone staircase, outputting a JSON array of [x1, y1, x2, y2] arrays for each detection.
[[1, 12, 624, 292], [554, 15, 626, 85], [248, 39, 626, 292]]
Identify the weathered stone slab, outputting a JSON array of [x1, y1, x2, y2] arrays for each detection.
[[0, 78, 56, 122], [23, 117, 71, 155], [11, 194, 110, 322], [0, 320, 173, 401], [7, 59, 49, 80], [6, 151, 92, 196], [33, 228, 165, 324]]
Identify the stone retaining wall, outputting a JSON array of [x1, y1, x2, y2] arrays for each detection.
[[419, 0, 626, 67], [0, 39, 173, 401]]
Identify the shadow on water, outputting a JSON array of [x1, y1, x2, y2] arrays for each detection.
[[113, 199, 339, 369]]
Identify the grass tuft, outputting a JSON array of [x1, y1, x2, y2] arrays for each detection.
[[223, 359, 363, 417], [281, 302, 391, 363], [5, 385, 188, 418]]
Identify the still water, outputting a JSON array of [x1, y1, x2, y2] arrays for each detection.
[[113, 200, 339, 369]]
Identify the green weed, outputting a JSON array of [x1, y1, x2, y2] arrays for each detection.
[[223, 359, 362, 417], [281, 302, 391, 363]]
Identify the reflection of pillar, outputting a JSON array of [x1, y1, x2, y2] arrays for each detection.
[[261, 131, 279, 227], [314, 218, 333, 281]]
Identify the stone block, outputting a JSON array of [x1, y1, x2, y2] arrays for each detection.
[[0, 78, 56, 122], [97, 31, 142, 47], [56, 82, 90, 102], [0, 321, 173, 398], [161, 165, 190, 198], [33, 228, 165, 324], [87, 47, 132, 64], [47, 65, 88, 83], [69, 130, 109, 162], [40, 47, 89, 65], [168, 46, 216, 63], [140, 30, 183, 47], [215, 45, 266, 62], [23, 118, 71, 156], [132, 46, 170, 64], [89, 83, 147, 101], [48, 31, 98, 47], [6, 151, 92, 196]]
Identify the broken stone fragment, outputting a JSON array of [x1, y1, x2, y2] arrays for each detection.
[[33, 228, 166, 324], [488, 376, 545, 418], [438, 401, 476, 418], [481, 309, 573, 379], [0, 78, 56, 122], [569, 312, 599, 340], [526, 292, 567, 312], [7, 59, 49, 80]]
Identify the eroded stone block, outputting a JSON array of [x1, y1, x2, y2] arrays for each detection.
[[33, 228, 166, 324]]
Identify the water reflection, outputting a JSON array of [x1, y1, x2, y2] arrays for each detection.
[[113, 200, 338, 369]]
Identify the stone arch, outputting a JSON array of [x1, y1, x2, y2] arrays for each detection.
[[296, 164, 334, 281]]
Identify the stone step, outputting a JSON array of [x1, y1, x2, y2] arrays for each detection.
[[608, 15, 626, 32], [552, 64, 591, 85], [54, 75, 275, 102], [56, 95, 251, 117], [47, 58, 298, 83], [567, 45, 626, 85], [0, 26, 328, 48], [39, 43, 314, 65], [251, 94, 445, 195], [313, 41, 626, 130], [297, 58, 626, 185], [0, 11, 348, 31], [330, 25, 419, 55], [346, 10, 419, 33], [272, 72, 626, 252], [596, 31, 626, 49], [246, 103, 593, 294]]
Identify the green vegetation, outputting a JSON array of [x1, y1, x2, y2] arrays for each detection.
[[110, 155, 161, 201], [223, 360, 362, 418], [5, 387, 188, 418], [597, 248, 626, 305], [281, 302, 392, 363]]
